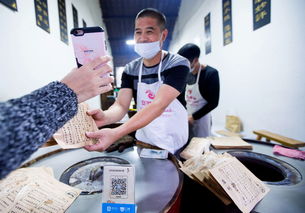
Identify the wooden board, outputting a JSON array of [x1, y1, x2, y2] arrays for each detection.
[[253, 130, 305, 148]]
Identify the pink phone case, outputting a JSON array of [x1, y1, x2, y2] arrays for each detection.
[[71, 27, 107, 68]]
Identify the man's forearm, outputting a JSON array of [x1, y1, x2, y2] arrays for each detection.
[[192, 102, 218, 120], [115, 101, 165, 137], [112, 85, 179, 138], [103, 102, 129, 125]]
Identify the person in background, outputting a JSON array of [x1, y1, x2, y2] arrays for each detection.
[[85, 8, 189, 154], [178, 43, 220, 138], [0, 56, 113, 179]]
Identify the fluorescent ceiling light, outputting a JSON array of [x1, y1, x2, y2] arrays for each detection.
[[126, 39, 135, 45]]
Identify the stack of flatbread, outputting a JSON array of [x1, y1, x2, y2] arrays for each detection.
[[180, 137, 211, 160], [179, 151, 270, 213], [180, 136, 252, 160], [0, 167, 81, 212], [209, 136, 252, 149], [179, 151, 232, 205]]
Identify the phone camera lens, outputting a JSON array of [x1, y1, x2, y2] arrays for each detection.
[[76, 30, 84, 36]]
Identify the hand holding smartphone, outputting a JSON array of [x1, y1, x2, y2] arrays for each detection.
[[70, 26, 108, 73]]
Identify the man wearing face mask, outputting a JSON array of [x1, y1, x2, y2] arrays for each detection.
[[178, 43, 220, 138], [84, 8, 190, 154]]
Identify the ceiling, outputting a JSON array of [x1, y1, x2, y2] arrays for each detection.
[[99, 0, 182, 68]]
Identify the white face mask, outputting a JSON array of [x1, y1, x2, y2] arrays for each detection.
[[134, 40, 161, 59]]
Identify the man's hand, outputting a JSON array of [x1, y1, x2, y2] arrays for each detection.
[[86, 109, 108, 128], [188, 115, 195, 125], [105, 138, 135, 153], [84, 128, 121, 152]]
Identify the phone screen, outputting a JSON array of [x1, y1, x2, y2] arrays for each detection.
[[70, 27, 107, 68]]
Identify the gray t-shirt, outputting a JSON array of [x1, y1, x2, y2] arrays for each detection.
[[121, 52, 190, 107]]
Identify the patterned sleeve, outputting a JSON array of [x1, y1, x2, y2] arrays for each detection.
[[0, 81, 78, 179]]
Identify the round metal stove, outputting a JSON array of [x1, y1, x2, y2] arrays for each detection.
[[25, 146, 182, 213], [60, 156, 130, 195], [180, 139, 305, 213], [216, 139, 305, 213]]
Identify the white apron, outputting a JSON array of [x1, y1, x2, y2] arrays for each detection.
[[185, 66, 211, 137], [135, 52, 188, 154]]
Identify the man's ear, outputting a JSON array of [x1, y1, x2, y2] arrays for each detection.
[[191, 58, 199, 67], [162, 29, 168, 41]]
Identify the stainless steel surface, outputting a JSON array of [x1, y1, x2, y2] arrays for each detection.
[[26, 146, 181, 213], [215, 140, 305, 213]]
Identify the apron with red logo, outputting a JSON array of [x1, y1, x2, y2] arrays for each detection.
[[135, 52, 188, 154], [185, 66, 211, 137]]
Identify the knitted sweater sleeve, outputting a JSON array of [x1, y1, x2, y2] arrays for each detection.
[[0, 81, 78, 179]]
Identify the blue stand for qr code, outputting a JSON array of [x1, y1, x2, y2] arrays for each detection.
[[102, 203, 136, 213]]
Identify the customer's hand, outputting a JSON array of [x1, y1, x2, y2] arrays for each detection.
[[61, 56, 114, 103]]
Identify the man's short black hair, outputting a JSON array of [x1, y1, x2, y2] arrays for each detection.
[[177, 43, 201, 62], [136, 8, 166, 30]]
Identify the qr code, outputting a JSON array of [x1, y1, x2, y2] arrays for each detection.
[[110, 176, 127, 198]]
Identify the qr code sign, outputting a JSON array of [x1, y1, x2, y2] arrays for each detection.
[[110, 175, 128, 199]]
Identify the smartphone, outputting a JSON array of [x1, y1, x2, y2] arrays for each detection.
[[70, 26, 107, 68]]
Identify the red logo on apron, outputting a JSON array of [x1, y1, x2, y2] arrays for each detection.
[[146, 90, 155, 99]]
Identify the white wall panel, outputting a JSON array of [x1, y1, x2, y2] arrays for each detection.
[[0, 0, 109, 109], [170, 0, 305, 140]]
